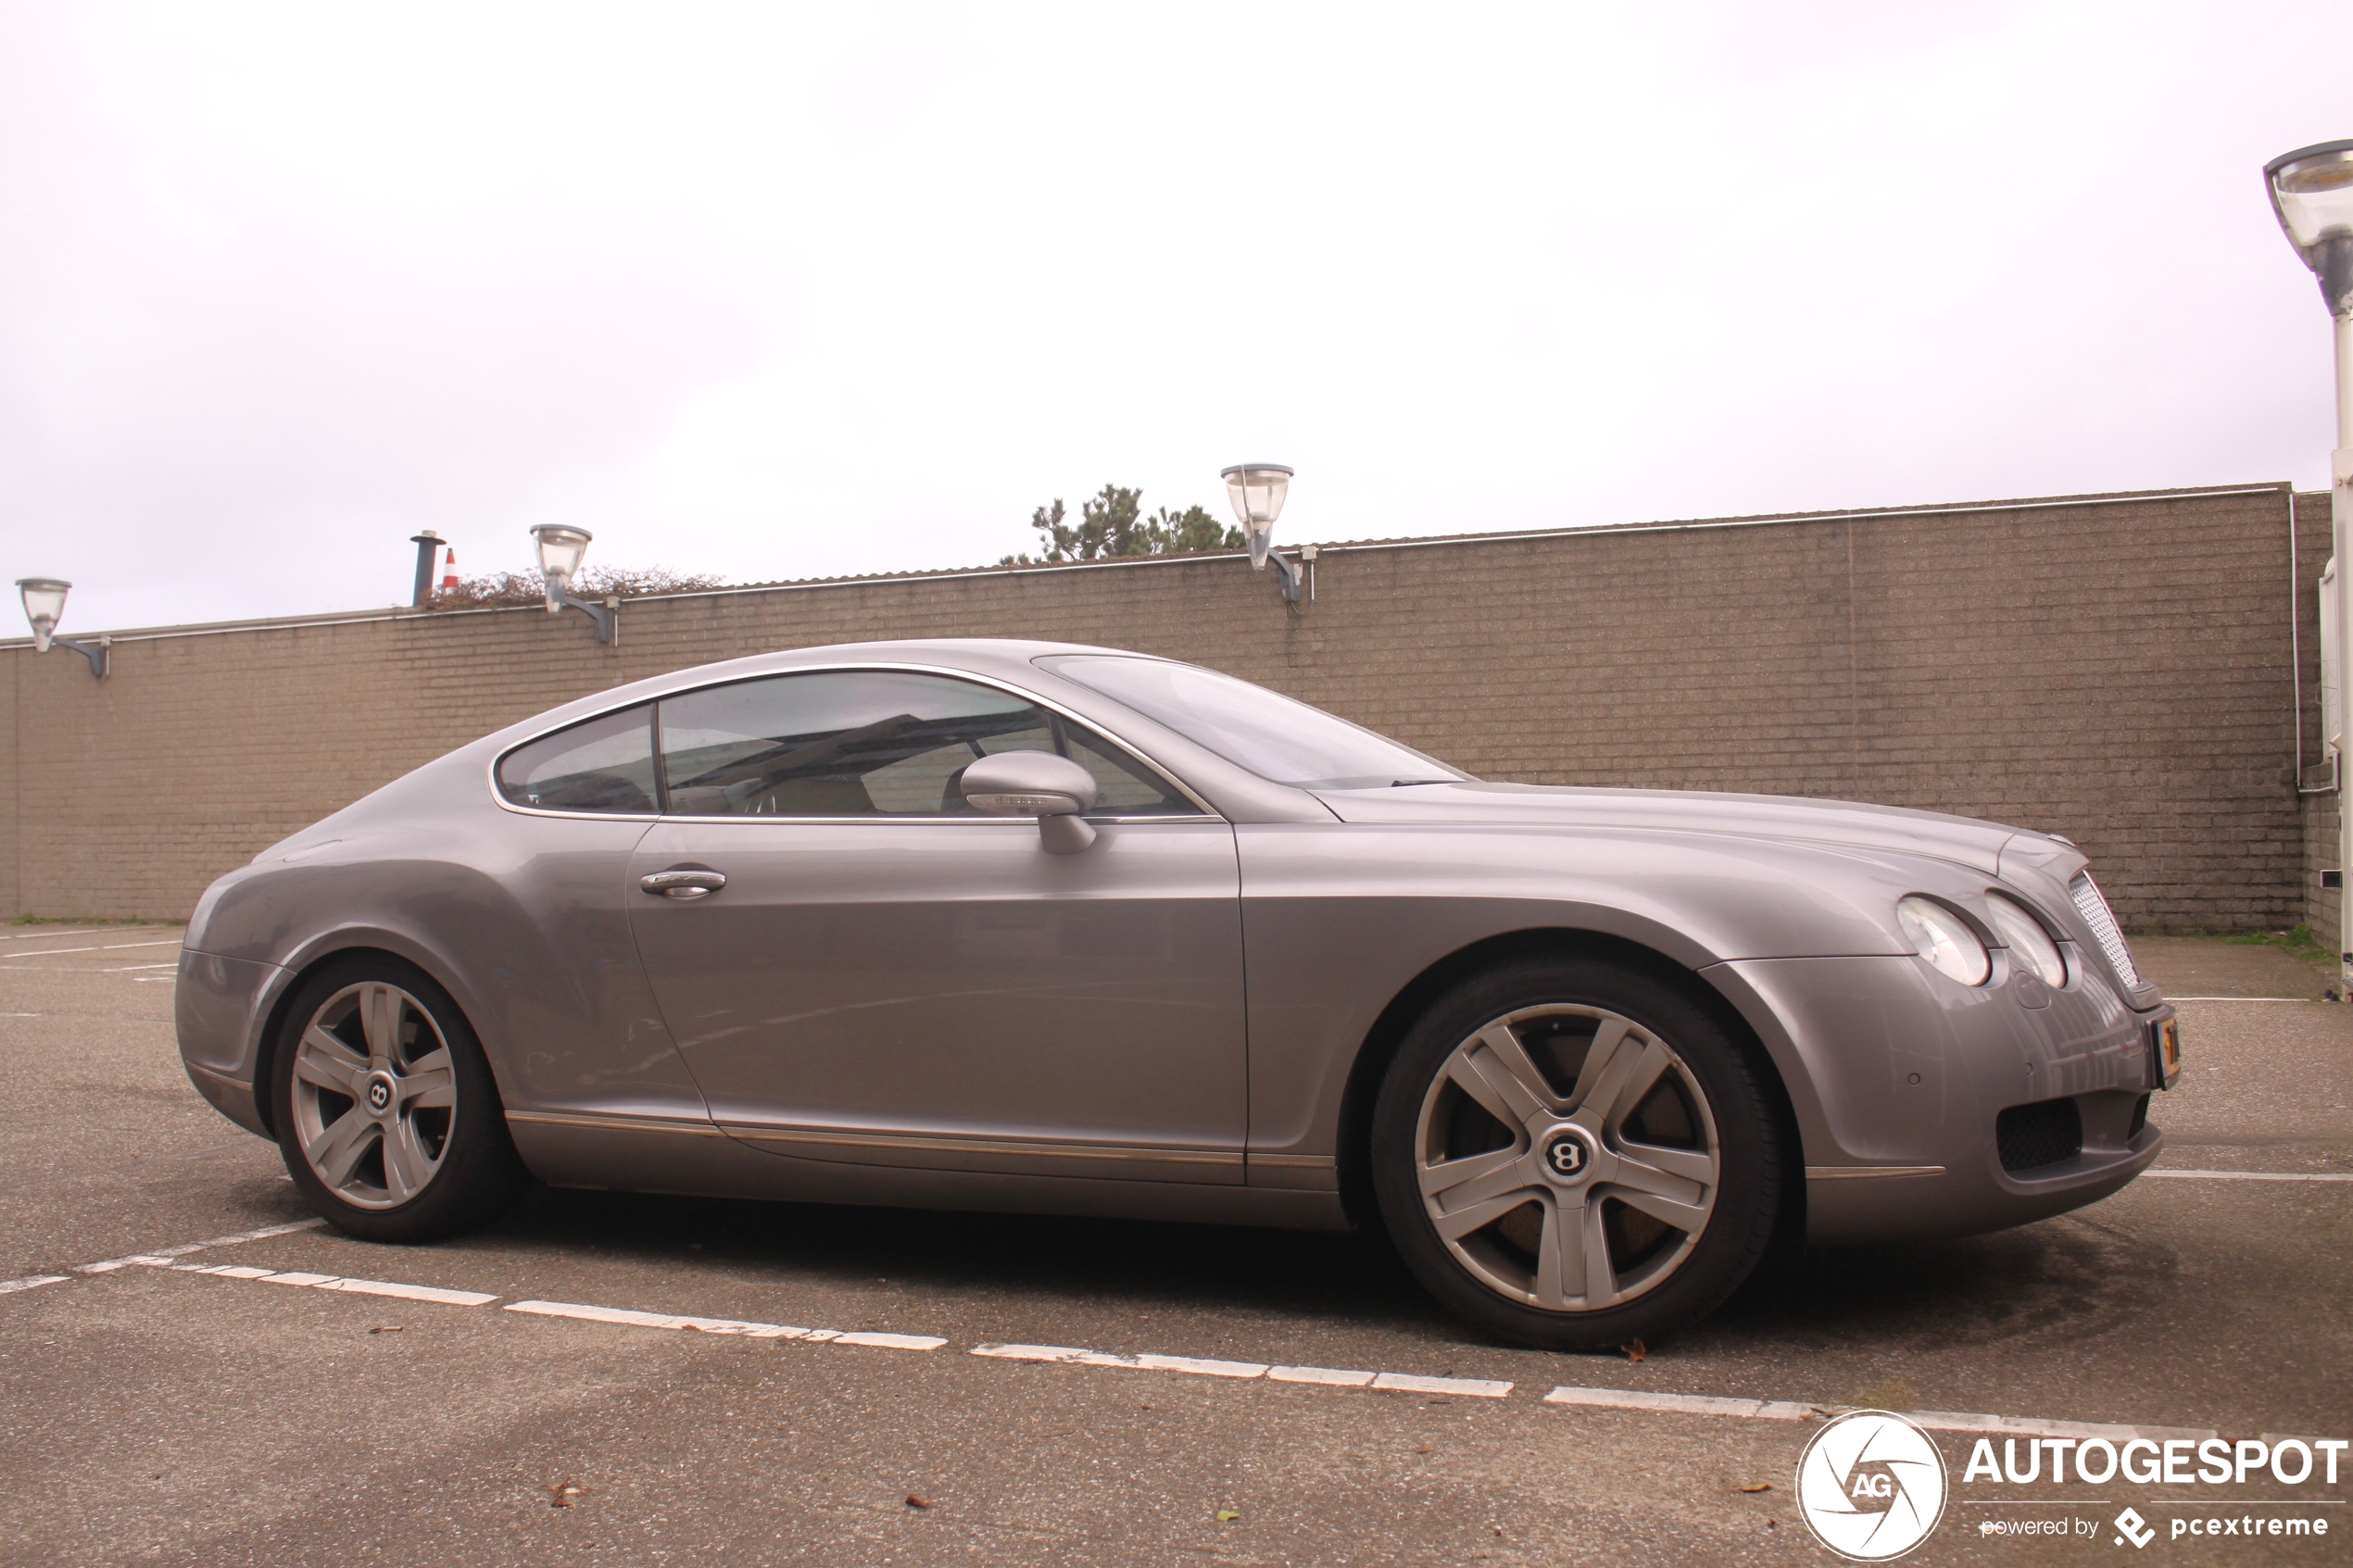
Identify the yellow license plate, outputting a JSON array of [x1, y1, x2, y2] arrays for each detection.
[[2153, 1017, 2183, 1085]]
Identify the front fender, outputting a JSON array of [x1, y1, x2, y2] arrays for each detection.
[[1237, 822, 1963, 1162]]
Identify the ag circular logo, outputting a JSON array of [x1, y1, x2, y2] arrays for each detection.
[[1795, 1410, 1947, 1561], [1541, 1130, 1591, 1179], [365, 1075, 395, 1112]]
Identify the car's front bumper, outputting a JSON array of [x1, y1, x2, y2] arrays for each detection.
[[1708, 951, 2171, 1248]]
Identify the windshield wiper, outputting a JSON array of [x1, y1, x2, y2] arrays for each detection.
[[1389, 778, 1452, 786]]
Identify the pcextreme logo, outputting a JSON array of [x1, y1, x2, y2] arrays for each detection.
[[1961, 1434, 2343, 1549], [1796, 1410, 1949, 1562]]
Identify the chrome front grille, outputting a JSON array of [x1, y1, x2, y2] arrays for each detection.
[[2069, 872, 2142, 988]]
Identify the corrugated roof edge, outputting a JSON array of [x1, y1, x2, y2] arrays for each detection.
[[0, 481, 2308, 647]]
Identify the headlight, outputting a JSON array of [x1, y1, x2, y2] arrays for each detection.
[[1986, 893, 2067, 988], [1896, 896, 1991, 985]]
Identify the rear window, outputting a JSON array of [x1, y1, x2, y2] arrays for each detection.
[[496, 705, 660, 813]]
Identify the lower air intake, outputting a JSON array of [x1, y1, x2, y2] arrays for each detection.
[[1997, 1098, 2083, 1173]]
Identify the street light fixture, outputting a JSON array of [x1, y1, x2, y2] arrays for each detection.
[[529, 525, 617, 645], [13, 578, 108, 679], [1220, 463, 1303, 602], [2266, 137, 2353, 984]]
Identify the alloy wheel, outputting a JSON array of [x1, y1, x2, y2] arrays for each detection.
[[1414, 1003, 1721, 1312], [287, 981, 458, 1210]]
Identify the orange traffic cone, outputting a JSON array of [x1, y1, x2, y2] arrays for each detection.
[[440, 548, 459, 592]]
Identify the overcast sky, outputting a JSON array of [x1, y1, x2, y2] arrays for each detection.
[[3, 2, 2350, 634]]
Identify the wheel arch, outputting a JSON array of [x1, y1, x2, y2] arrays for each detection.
[[1332, 926, 1806, 1245]]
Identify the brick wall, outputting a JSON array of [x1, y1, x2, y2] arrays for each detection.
[[0, 483, 2322, 933]]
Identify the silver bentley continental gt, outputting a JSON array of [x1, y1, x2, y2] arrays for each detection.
[[175, 639, 2178, 1349]]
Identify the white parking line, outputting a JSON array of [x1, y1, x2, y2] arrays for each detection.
[[2144, 1170, 2353, 1183], [164, 1261, 497, 1306], [293, 1274, 497, 1306], [973, 1344, 1275, 1378], [506, 1298, 950, 1349], [1371, 1371, 1514, 1398], [67, 1225, 2233, 1446], [1903, 1409, 2217, 1442], [73, 1217, 325, 1273], [2166, 996, 2317, 1002], [972, 1342, 1512, 1396], [0, 1274, 70, 1296], [508, 1299, 832, 1338], [0, 939, 182, 960], [0, 929, 105, 942], [1539, 1384, 2213, 1440], [1545, 1386, 1818, 1420], [1269, 1365, 1377, 1387]]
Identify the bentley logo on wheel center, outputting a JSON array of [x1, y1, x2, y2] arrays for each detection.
[[1541, 1131, 1590, 1178], [1795, 1410, 1948, 1561]]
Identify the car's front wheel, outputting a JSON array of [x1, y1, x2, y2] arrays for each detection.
[[271, 957, 525, 1242], [1370, 957, 1783, 1350]]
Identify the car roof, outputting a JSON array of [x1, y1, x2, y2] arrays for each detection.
[[477, 638, 1170, 747]]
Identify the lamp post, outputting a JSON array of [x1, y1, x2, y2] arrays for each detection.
[[2266, 138, 2353, 984], [13, 578, 108, 679], [529, 525, 617, 645], [1220, 463, 1302, 602]]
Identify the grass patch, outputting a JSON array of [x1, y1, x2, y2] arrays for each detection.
[[6, 914, 167, 927], [2218, 924, 2337, 965]]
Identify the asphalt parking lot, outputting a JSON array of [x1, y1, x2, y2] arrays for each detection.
[[1, 926, 2346, 1566]]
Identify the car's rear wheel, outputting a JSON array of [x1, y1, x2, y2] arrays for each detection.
[[1371, 957, 1781, 1350], [272, 956, 525, 1242]]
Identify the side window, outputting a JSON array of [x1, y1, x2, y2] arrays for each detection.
[[497, 705, 660, 814], [1063, 726, 1194, 812], [655, 671, 1195, 817]]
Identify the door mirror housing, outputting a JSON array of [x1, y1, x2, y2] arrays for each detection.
[[960, 751, 1101, 853]]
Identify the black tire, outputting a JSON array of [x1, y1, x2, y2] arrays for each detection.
[[1370, 956, 1782, 1351], [271, 954, 527, 1243]]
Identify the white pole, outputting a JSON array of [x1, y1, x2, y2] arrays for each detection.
[[2335, 307, 2353, 987]]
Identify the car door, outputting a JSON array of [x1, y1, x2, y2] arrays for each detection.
[[486, 701, 709, 1128], [625, 667, 1248, 1185]]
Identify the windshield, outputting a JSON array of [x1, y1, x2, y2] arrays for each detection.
[[1038, 655, 1466, 790]]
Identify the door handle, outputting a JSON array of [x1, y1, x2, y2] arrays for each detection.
[[640, 869, 727, 900]]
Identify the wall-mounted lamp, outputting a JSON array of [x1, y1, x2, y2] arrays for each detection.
[[14, 578, 108, 678], [1221, 463, 1302, 602], [530, 525, 617, 645]]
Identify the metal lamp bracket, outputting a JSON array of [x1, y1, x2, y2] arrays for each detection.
[[53, 634, 109, 679], [1266, 550, 1305, 603], [556, 594, 620, 646]]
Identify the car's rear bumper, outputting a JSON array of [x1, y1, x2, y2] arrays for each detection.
[[174, 947, 283, 1138]]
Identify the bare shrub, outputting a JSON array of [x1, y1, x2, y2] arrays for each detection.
[[434, 566, 725, 608]]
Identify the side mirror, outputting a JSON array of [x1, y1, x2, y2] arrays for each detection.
[[959, 750, 1101, 854]]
